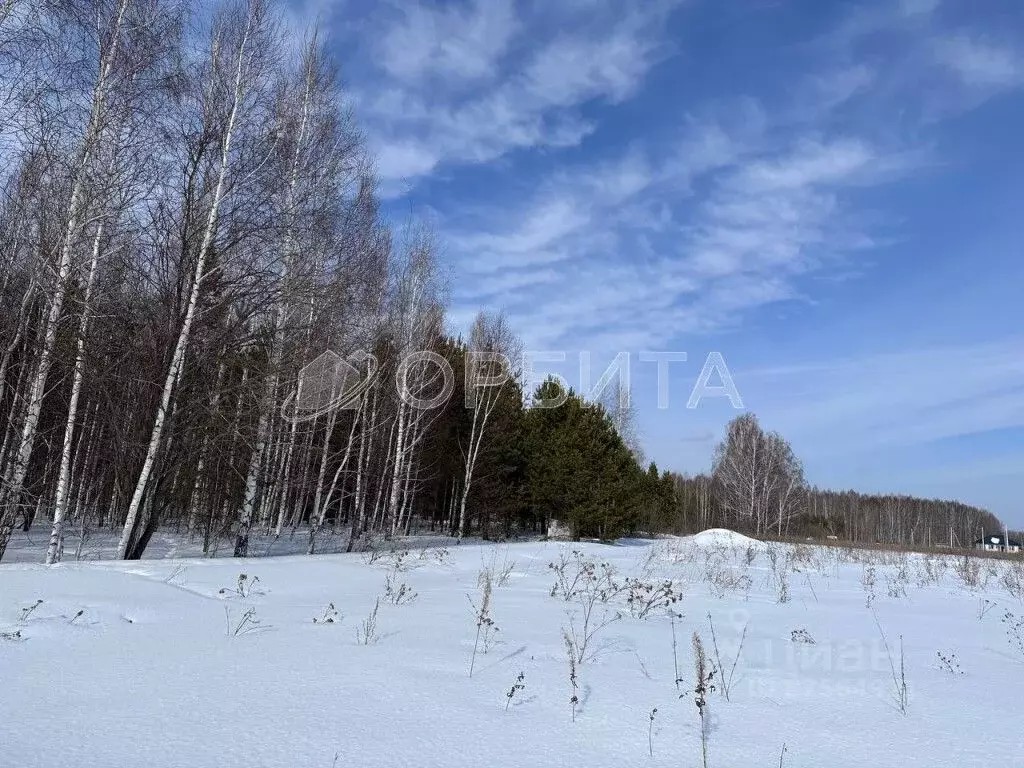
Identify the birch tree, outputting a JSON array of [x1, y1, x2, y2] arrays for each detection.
[[0, 0, 135, 559], [457, 310, 520, 538], [117, 0, 279, 559]]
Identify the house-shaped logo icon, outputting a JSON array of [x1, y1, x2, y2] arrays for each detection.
[[282, 350, 376, 422]]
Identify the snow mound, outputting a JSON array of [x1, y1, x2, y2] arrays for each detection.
[[688, 528, 759, 547]]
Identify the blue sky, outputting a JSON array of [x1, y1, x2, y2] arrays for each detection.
[[293, 0, 1024, 526]]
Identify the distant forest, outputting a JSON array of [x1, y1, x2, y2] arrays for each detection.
[[657, 412, 1010, 549]]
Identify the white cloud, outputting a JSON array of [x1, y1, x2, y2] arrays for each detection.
[[521, 24, 665, 106], [355, 1, 682, 186], [899, 0, 941, 18], [341, 0, 1010, 357], [444, 114, 919, 351], [742, 337, 1024, 454], [799, 65, 876, 115], [377, 0, 518, 87], [730, 138, 878, 193], [935, 35, 1024, 89], [373, 140, 439, 185]]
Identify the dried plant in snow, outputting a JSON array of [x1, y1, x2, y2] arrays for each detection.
[[547, 552, 623, 664], [648, 707, 658, 758], [790, 543, 815, 567], [790, 628, 815, 644], [687, 632, 715, 768], [548, 549, 621, 603], [914, 558, 942, 589], [623, 578, 680, 619], [505, 671, 526, 711], [313, 603, 340, 624], [775, 567, 790, 604], [744, 544, 758, 566], [872, 611, 908, 714], [495, 558, 516, 587], [219, 573, 262, 599], [389, 549, 417, 572], [707, 612, 747, 701], [483, 549, 516, 587], [885, 573, 908, 600], [953, 555, 981, 591], [224, 606, 262, 637], [935, 651, 964, 675], [562, 629, 580, 722], [164, 566, 188, 585], [356, 598, 381, 645], [632, 547, 660, 582], [359, 537, 387, 565], [19, 599, 42, 622], [704, 558, 753, 600], [384, 570, 418, 606], [803, 573, 818, 604], [861, 566, 877, 609], [671, 609, 684, 690], [468, 570, 498, 676], [433, 547, 452, 565], [977, 598, 997, 620], [1002, 611, 1024, 658], [1000, 561, 1024, 602]]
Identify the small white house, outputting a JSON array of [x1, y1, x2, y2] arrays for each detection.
[[975, 534, 1022, 553]]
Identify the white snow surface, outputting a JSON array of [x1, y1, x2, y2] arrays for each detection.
[[2, 533, 1022, 767], [687, 528, 759, 548]]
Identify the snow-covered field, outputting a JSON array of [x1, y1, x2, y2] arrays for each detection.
[[3, 530, 1023, 767]]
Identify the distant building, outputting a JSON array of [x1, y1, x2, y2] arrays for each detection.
[[975, 534, 1022, 553], [546, 519, 573, 541]]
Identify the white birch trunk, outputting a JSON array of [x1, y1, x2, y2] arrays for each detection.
[[0, 0, 132, 559], [46, 221, 103, 564], [458, 373, 505, 538], [236, 43, 315, 552], [346, 387, 374, 551], [397, 416, 421, 535], [117, 8, 254, 559], [386, 400, 408, 536], [308, 403, 357, 554]]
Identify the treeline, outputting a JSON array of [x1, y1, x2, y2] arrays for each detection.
[[0, 0, 666, 562], [658, 413, 1003, 549]]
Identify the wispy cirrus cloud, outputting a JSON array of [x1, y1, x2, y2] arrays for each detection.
[[347, 0, 682, 191], [437, 0, 1020, 352], [375, 0, 518, 87], [818, 0, 1024, 116], [742, 337, 1024, 454], [447, 111, 920, 349]]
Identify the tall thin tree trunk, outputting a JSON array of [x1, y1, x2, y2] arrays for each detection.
[[0, 0, 132, 560], [187, 361, 226, 536], [309, 404, 357, 554], [387, 400, 408, 536], [236, 39, 316, 555], [346, 388, 373, 552], [119, 8, 254, 560], [46, 221, 103, 564]]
